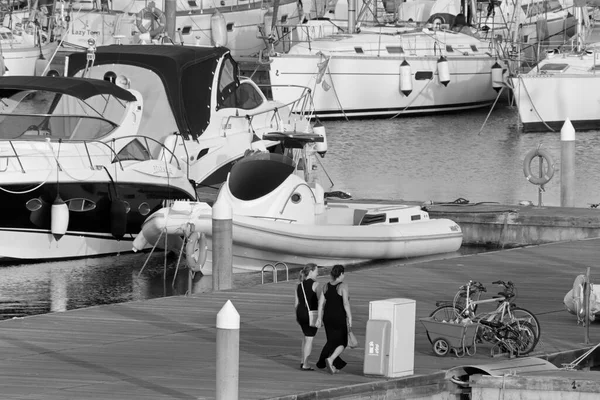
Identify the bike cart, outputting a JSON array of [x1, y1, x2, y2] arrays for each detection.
[[420, 317, 479, 357]]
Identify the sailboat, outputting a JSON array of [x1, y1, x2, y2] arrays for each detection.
[[53, 0, 301, 58], [268, 0, 507, 118], [510, 1, 600, 132], [0, 2, 60, 75]]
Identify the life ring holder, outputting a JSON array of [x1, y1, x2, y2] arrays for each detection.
[[185, 230, 208, 273], [136, 3, 166, 38], [523, 147, 555, 186]]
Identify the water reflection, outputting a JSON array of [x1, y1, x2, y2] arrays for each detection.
[[0, 253, 207, 320]]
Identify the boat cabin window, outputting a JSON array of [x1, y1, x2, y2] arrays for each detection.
[[219, 81, 264, 110], [115, 138, 152, 162], [539, 63, 569, 73], [415, 71, 433, 80], [217, 56, 242, 110], [0, 89, 120, 140], [386, 46, 404, 54]]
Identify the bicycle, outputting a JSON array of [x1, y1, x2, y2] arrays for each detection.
[[429, 280, 540, 356]]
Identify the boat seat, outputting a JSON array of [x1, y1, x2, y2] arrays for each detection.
[[353, 209, 368, 225]]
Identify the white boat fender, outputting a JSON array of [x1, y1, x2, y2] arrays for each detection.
[[262, 10, 274, 37], [313, 121, 327, 157], [437, 56, 450, 87], [136, 1, 166, 39], [132, 232, 148, 252], [110, 199, 128, 240], [211, 10, 228, 47], [399, 59, 412, 96], [186, 231, 208, 272], [523, 148, 555, 186], [564, 274, 600, 322], [491, 61, 503, 92], [51, 195, 69, 241], [34, 58, 49, 77]]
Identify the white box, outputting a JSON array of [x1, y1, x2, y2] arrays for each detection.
[[369, 298, 416, 378]]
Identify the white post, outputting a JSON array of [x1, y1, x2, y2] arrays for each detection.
[[212, 195, 233, 291], [216, 300, 240, 400], [560, 118, 575, 207]]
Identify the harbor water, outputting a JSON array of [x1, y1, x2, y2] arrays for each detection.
[[2, 103, 600, 320]]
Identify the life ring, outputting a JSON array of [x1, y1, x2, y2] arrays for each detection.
[[136, 2, 166, 39], [523, 148, 555, 185], [185, 231, 208, 273]]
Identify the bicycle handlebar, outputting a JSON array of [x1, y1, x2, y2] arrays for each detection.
[[462, 281, 486, 292], [492, 280, 515, 289]]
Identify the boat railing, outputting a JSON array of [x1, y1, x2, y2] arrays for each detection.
[[267, 20, 343, 53], [261, 262, 289, 284], [106, 135, 185, 172], [222, 85, 315, 134], [246, 215, 296, 223], [280, 182, 317, 214], [266, 84, 316, 119], [0, 135, 184, 176]]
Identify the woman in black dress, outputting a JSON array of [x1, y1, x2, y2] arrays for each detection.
[[316, 264, 352, 374], [295, 263, 320, 370]]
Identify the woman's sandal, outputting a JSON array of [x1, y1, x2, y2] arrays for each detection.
[[300, 364, 314, 371]]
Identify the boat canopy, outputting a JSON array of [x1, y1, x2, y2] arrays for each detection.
[[0, 76, 137, 101], [67, 45, 232, 140]]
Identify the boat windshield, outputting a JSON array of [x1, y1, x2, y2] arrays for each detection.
[[0, 89, 124, 140]]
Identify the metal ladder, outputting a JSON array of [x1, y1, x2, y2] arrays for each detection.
[[261, 262, 289, 284]]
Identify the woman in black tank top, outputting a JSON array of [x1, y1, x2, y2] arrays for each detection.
[[315, 264, 352, 374], [295, 263, 320, 370]]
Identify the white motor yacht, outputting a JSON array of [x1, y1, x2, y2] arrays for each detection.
[[0, 43, 317, 260]]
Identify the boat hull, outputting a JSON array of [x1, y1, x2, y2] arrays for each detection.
[[3, 42, 59, 76], [270, 53, 500, 118], [512, 74, 600, 132]]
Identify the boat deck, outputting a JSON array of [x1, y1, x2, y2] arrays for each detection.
[[0, 236, 599, 398]]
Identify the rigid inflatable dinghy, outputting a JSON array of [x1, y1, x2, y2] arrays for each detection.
[[133, 133, 463, 274]]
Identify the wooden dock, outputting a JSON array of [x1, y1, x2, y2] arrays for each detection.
[[1, 238, 600, 399]]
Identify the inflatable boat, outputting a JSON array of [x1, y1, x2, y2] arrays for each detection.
[[133, 134, 463, 274]]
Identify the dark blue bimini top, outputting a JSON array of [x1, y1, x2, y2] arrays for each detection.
[[0, 76, 137, 101]]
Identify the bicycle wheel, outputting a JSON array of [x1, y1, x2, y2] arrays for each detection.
[[506, 307, 541, 345], [513, 321, 537, 356], [430, 305, 462, 321]]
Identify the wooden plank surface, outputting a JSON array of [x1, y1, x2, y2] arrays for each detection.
[[1, 238, 599, 399]]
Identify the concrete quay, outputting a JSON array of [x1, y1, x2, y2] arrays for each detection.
[[1, 236, 600, 399]]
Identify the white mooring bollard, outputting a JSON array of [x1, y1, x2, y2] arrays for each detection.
[[212, 195, 233, 291], [216, 300, 240, 400], [560, 119, 575, 208]]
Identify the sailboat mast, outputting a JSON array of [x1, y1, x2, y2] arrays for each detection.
[[348, 0, 356, 34], [575, 6, 583, 53]]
